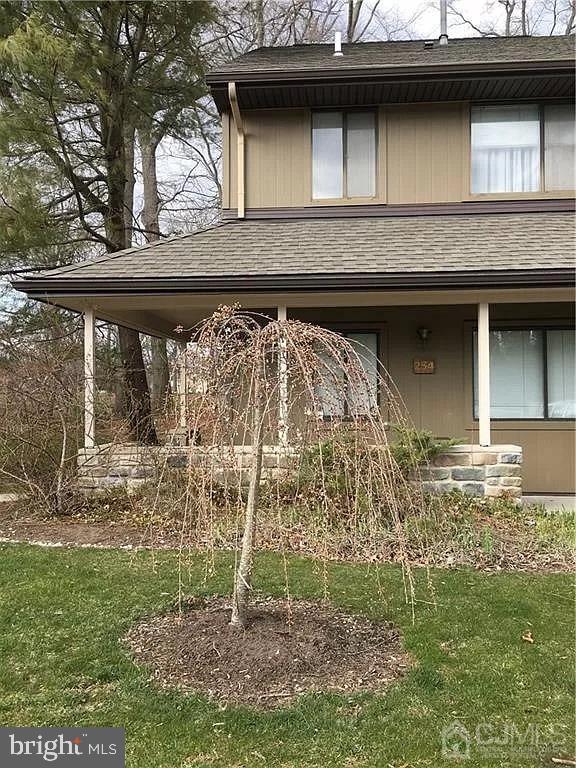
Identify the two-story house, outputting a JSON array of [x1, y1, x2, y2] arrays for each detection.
[[14, 34, 575, 495]]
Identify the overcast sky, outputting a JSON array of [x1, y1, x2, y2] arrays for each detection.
[[402, 0, 489, 38], [365, 0, 573, 39]]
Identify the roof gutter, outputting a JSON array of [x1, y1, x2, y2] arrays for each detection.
[[228, 82, 245, 219], [206, 59, 575, 86], [13, 269, 576, 297]]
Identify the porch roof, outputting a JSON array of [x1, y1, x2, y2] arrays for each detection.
[[13, 210, 576, 299]]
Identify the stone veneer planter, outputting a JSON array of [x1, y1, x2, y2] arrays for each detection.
[[76, 443, 297, 493], [77, 442, 522, 498], [422, 444, 523, 498]]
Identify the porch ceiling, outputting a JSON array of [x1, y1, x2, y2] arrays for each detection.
[[35, 287, 575, 340]]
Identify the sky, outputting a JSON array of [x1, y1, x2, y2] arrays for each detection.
[[362, 0, 573, 39], [401, 0, 490, 38]]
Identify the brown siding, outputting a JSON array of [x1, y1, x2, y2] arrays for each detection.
[[228, 109, 310, 209], [244, 109, 311, 208], [293, 303, 575, 494], [225, 102, 575, 210], [226, 103, 468, 209], [386, 103, 466, 204]]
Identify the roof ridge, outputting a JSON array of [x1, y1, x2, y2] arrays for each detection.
[[241, 35, 569, 52]]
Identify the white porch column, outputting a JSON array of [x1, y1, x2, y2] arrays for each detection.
[[277, 305, 289, 447], [177, 342, 188, 430], [477, 302, 491, 447], [83, 307, 96, 449]]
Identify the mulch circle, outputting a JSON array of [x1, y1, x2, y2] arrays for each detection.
[[124, 596, 411, 709]]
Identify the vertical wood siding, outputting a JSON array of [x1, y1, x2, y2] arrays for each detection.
[[224, 103, 469, 209]]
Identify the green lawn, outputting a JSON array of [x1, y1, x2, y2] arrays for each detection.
[[0, 544, 573, 767]]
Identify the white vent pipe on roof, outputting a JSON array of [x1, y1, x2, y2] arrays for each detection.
[[439, 0, 448, 45], [334, 30, 343, 56]]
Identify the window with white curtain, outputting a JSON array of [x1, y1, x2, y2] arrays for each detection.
[[473, 328, 575, 419], [544, 104, 576, 191], [316, 332, 379, 417], [471, 105, 541, 193], [471, 102, 575, 194], [312, 111, 376, 199]]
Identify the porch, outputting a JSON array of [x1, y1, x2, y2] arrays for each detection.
[[76, 291, 574, 495], [12, 209, 574, 496]]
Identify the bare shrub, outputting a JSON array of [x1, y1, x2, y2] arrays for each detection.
[[143, 307, 433, 626], [0, 333, 125, 516], [0, 338, 84, 514]]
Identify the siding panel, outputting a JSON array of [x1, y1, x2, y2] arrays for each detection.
[[386, 103, 466, 204]]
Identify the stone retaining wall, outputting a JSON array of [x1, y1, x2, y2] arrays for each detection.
[[77, 443, 296, 493], [77, 442, 522, 498], [422, 444, 522, 498]]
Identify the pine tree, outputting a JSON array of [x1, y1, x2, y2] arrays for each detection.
[[0, 1, 211, 442]]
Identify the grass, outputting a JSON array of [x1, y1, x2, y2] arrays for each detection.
[[0, 544, 573, 767]]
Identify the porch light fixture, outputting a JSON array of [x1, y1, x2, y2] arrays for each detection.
[[417, 327, 431, 342]]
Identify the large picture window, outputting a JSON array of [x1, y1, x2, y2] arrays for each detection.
[[473, 328, 575, 420], [312, 111, 376, 199], [471, 103, 575, 194], [316, 331, 379, 417]]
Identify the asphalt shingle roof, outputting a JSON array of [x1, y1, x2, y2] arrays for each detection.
[[31, 212, 575, 282], [208, 35, 575, 77]]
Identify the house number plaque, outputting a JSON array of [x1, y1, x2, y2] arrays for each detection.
[[413, 359, 436, 374]]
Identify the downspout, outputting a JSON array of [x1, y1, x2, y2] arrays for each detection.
[[228, 82, 245, 219]]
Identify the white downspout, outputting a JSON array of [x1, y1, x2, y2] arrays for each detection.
[[83, 307, 96, 449], [177, 341, 188, 431], [228, 82, 245, 219], [277, 305, 289, 447], [477, 302, 491, 447]]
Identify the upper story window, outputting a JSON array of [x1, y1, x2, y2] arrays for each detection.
[[312, 111, 376, 200], [471, 103, 575, 194]]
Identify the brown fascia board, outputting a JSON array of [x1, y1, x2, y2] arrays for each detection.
[[12, 269, 576, 298], [221, 198, 576, 220], [206, 59, 574, 87]]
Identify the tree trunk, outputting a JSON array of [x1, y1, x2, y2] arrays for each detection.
[[100, 4, 157, 445], [139, 125, 171, 411], [521, 0, 527, 34], [348, 0, 363, 42], [117, 326, 157, 443], [150, 336, 170, 411], [253, 0, 264, 47], [230, 370, 264, 629], [124, 122, 136, 248]]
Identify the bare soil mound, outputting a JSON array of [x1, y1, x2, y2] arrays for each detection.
[[125, 597, 410, 709]]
